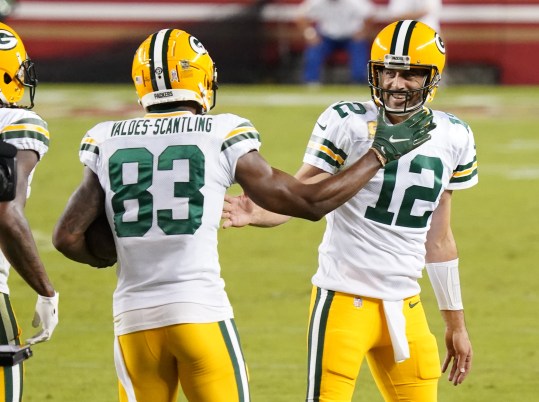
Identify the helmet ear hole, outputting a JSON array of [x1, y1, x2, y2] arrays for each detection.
[[4, 73, 12, 85]]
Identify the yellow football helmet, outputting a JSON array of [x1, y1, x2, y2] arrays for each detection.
[[0, 22, 37, 109], [132, 29, 218, 113], [368, 20, 446, 114]]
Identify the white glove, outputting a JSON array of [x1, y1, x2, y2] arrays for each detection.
[[26, 292, 59, 345]]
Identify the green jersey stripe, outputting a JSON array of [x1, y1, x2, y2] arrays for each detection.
[[10, 117, 48, 129], [236, 121, 254, 129], [309, 135, 348, 160], [305, 148, 342, 169], [1, 130, 50, 146], [454, 156, 477, 172], [450, 169, 477, 183], [221, 131, 260, 151], [81, 142, 99, 155]]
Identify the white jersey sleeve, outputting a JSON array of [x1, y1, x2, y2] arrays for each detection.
[[0, 108, 49, 160], [303, 100, 377, 173], [79, 111, 260, 318], [304, 103, 478, 300], [444, 112, 478, 190], [0, 108, 50, 293], [298, 0, 375, 39]]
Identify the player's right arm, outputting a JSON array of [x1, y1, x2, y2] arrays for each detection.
[[229, 148, 381, 223], [52, 167, 112, 268], [223, 107, 435, 227], [425, 190, 472, 385], [222, 162, 330, 228]]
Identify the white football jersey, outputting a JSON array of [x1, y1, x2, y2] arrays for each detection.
[[388, 0, 442, 32], [297, 0, 374, 39], [79, 111, 261, 317], [0, 108, 49, 293], [304, 100, 478, 300]]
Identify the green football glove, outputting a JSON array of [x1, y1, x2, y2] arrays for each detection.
[[371, 108, 436, 166]]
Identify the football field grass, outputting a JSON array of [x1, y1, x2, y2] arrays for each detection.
[[9, 83, 539, 401]]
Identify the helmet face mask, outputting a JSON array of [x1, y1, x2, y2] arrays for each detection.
[[369, 64, 437, 115], [368, 20, 445, 115], [0, 23, 37, 109], [132, 29, 218, 114]]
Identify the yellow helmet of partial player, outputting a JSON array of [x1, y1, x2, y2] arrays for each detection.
[[132, 29, 218, 113], [368, 20, 446, 114], [0, 22, 37, 109]]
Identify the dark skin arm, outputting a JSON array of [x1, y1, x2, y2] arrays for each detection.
[[234, 149, 381, 221], [0, 150, 55, 297], [52, 167, 113, 268], [54, 146, 381, 263]]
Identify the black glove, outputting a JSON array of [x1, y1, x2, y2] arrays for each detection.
[[371, 108, 436, 166], [0, 141, 17, 202]]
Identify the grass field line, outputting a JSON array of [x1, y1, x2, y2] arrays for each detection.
[[479, 164, 539, 179], [36, 85, 538, 117], [504, 139, 539, 150]]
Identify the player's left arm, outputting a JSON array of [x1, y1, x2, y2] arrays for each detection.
[[425, 190, 472, 386], [52, 166, 111, 268]]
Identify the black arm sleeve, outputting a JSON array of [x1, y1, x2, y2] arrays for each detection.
[[0, 141, 17, 202]]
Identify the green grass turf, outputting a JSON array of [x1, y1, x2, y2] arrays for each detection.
[[8, 83, 539, 401]]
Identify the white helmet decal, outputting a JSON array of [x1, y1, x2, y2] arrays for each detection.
[[189, 36, 207, 55], [435, 33, 445, 55], [0, 29, 17, 50]]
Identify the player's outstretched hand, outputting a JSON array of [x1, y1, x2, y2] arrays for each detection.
[[371, 108, 436, 165], [26, 292, 59, 345], [222, 194, 254, 228]]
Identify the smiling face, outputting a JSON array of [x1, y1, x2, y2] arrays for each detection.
[[368, 20, 446, 122], [378, 67, 429, 121]]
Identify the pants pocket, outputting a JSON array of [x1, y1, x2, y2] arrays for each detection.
[[413, 334, 442, 380]]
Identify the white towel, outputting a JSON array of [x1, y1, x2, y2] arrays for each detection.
[[382, 300, 410, 363]]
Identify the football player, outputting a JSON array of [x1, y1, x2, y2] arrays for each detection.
[[52, 28, 435, 402], [0, 22, 59, 401], [223, 20, 475, 401]]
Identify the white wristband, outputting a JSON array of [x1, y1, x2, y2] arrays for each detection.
[[426, 259, 463, 310]]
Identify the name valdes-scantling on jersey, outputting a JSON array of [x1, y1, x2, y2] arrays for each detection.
[[111, 114, 213, 137]]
